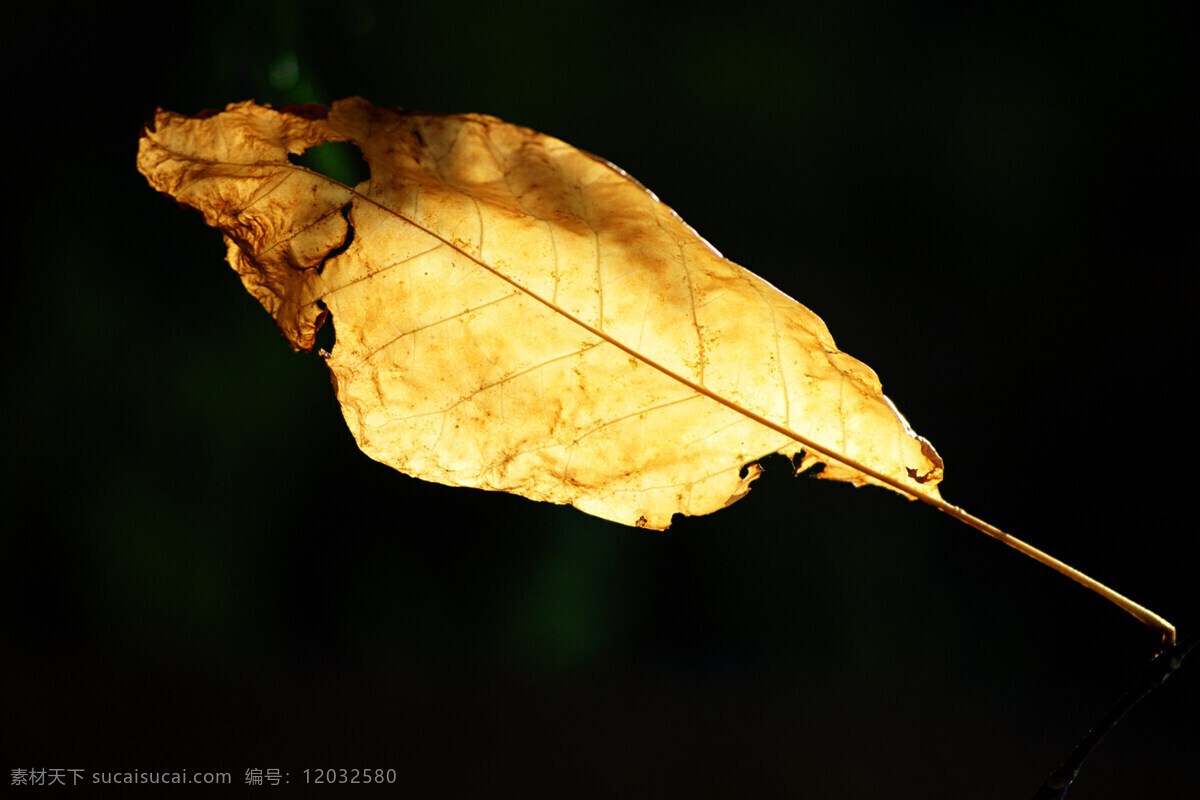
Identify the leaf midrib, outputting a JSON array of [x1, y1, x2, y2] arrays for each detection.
[[283, 156, 936, 504]]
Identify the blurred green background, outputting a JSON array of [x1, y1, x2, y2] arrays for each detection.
[[4, 1, 1196, 796]]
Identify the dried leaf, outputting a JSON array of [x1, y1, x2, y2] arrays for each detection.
[[137, 97, 943, 529], [136, 97, 1179, 647]]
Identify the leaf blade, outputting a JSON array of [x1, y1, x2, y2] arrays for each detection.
[[138, 97, 944, 529]]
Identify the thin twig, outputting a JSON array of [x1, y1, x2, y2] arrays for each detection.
[[1030, 632, 1196, 799]]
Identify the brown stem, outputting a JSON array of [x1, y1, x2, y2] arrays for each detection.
[[1031, 634, 1194, 798]]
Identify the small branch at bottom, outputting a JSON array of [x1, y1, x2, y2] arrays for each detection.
[[1030, 633, 1196, 799]]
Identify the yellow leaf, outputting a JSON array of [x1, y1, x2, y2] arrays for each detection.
[[140, 97, 940, 527], [137, 97, 1177, 643], [138, 97, 943, 530]]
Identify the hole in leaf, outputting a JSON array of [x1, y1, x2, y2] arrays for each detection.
[[315, 299, 335, 353], [288, 140, 369, 187]]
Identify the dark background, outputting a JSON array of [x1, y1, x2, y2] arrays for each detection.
[[5, 1, 1196, 796]]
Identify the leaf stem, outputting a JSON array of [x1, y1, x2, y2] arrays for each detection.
[[792, 436, 1177, 646], [928, 498, 1176, 646], [774, 422, 1176, 645]]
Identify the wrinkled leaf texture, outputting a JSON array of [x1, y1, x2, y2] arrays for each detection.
[[137, 97, 944, 529]]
